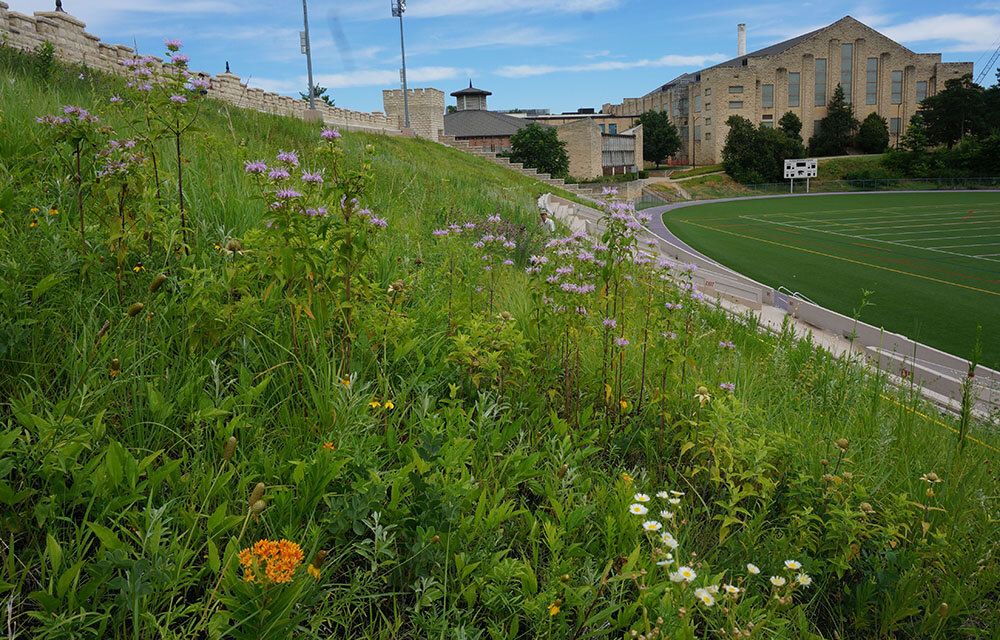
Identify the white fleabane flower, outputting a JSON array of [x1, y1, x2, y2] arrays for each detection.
[[770, 576, 786, 587], [629, 504, 648, 515], [724, 584, 739, 594], [670, 490, 685, 496], [796, 573, 812, 587], [694, 587, 715, 606], [747, 563, 760, 575], [656, 491, 669, 499], [656, 559, 672, 566], [669, 571, 684, 582], [707, 585, 720, 594], [660, 510, 674, 519], [677, 566, 696, 582], [668, 498, 681, 505], [660, 532, 679, 549], [784, 560, 801, 570], [634, 493, 651, 503], [642, 520, 663, 531]]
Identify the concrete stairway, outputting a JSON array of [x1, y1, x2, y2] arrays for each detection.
[[437, 133, 598, 202]]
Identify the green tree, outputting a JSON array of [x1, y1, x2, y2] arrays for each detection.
[[722, 115, 804, 183], [510, 123, 570, 178], [900, 113, 929, 151], [778, 111, 803, 142], [300, 85, 335, 106], [918, 74, 985, 147], [809, 84, 859, 156], [856, 112, 889, 153], [636, 109, 682, 166]]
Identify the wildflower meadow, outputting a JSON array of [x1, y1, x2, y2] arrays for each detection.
[[0, 41, 998, 640]]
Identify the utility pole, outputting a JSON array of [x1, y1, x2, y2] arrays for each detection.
[[392, 0, 410, 129], [301, 0, 319, 118]]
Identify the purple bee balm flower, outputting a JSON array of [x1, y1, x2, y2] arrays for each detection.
[[267, 168, 290, 180], [719, 340, 736, 349], [503, 241, 516, 249], [486, 214, 501, 223], [110, 95, 123, 104], [614, 337, 629, 347], [169, 95, 188, 104], [170, 54, 190, 65], [665, 302, 682, 310], [275, 188, 303, 199], [662, 331, 677, 340], [472, 241, 485, 249], [301, 171, 323, 183], [602, 186, 619, 195], [546, 276, 560, 284], [244, 161, 268, 174], [369, 217, 388, 228], [139, 84, 153, 92], [124, 140, 136, 149], [719, 382, 735, 392], [484, 266, 493, 272], [321, 127, 341, 139], [276, 150, 300, 166], [463, 222, 476, 229], [602, 317, 617, 327], [189, 77, 210, 89], [503, 259, 514, 266], [165, 39, 183, 51], [529, 255, 548, 265], [432, 229, 448, 237], [356, 208, 372, 217]]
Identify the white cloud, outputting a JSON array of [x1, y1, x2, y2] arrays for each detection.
[[254, 66, 466, 93], [409, 26, 576, 56], [341, 0, 618, 20], [495, 53, 729, 78], [878, 14, 1000, 52], [13, 0, 237, 17]]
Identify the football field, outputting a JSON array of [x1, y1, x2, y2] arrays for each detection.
[[662, 192, 1000, 367]]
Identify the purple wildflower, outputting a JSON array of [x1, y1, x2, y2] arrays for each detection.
[[614, 337, 629, 347], [139, 84, 153, 92], [321, 128, 341, 139], [719, 340, 736, 349], [169, 95, 188, 104], [301, 171, 323, 183], [170, 54, 190, 65], [268, 168, 290, 180], [165, 39, 183, 51], [463, 222, 476, 229], [602, 317, 617, 327], [189, 77, 210, 89], [602, 186, 619, 196], [276, 150, 300, 166], [719, 382, 735, 392], [432, 229, 448, 237], [486, 214, 501, 223], [110, 95, 123, 104], [529, 255, 548, 265], [244, 160, 268, 174], [662, 331, 677, 340], [275, 188, 303, 199], [369, 217, 388, 228], [503, 259, 514, 266]]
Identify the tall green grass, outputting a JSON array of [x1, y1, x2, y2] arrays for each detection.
[[1, 45, 998, 640]]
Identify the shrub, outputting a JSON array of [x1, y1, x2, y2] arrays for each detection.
[[856, 112, 889, 154], [510, 122, 569, 178]]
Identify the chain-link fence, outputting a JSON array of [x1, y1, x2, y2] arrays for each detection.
[[740, 176, 1000, 195]]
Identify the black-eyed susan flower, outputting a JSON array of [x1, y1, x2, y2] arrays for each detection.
[[547, 599, 561, 616], [48, 208, 58, 215], [29, 219, 38, 228], [133, 264, 145, 273], [29, 207, 39, 214]]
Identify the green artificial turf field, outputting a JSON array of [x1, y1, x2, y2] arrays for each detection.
[[663, 192, 1000, 367]]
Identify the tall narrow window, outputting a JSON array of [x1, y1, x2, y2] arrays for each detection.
[[815, 58, 827, 106], [841, 43, 853, 103], [694, 125, 701, 140], [600, 124, 606, 133], [762, 84, 774, 108], [788, 72, 800, 107], [866, 58, 878, 104], [890, 117, 900, 134], [813, 120, 822, 136], [891, 70, 902, 104], [694, 95, 702, 112], [916, 81, 927, 102], [608, 123, 617, 134]]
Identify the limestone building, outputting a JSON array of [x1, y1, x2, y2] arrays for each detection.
[[602, 16, 973, 165]]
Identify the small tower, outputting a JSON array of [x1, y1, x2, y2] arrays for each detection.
[[450, 81, 491, 111]]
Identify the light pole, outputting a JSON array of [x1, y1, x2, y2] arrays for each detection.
[[301, 0, 319, 118], [391, 0, 410, 129]]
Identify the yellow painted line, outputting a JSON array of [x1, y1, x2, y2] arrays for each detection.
[[674, 218, 1000, 297], [880, 394, 1000, 455]]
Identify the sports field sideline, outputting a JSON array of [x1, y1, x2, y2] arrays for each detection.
[[659, 192, 1000, 367]]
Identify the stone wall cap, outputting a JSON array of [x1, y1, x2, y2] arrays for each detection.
[[0, 2, 10, 9], [34, 10, 86, 27]]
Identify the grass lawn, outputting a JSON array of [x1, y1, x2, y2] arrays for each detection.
[[663, 192, 1000, 367]]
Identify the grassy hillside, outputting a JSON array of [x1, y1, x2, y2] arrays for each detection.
[[2, 44, 999, 640]]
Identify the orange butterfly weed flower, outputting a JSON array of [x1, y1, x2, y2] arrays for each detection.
[[238, 539, 304, 584]]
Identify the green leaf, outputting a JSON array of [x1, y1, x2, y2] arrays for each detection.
[[46, 534, 62, 574], [207, 538, 221, 573], [32, 273, 64, 301], [57, 561, 85, 600], [86, 522, 124, 551], [104, 440, 124, 488]]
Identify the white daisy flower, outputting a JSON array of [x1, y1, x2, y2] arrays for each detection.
[[660, 532, 679, 549], [707, 585, 719, 594], [660, 510, 674, 519], [784, 560, 801, 570], [656, 559, 672, 566], [642, 520, 662, 531], [629, 503, 648, 515], [668, 498, 681, 506], [634, 493, 651, 503], [747, 563, 760, 575], [796, 573, 812, 587], [724, 584, 739, 594], [677, 566, 696, 582], [694, 587, 715, 606], [770, 576, 786, 587], [656, 491, 669, 499], [669, 571, 684, 582]]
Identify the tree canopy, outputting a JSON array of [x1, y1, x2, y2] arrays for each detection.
[[510, 123, 570, 178], [637, 109, 682, 166], [918, 74, 987, 147], [808, 84, 858, 156], [722, 115, 805, 183], [856, 112, 889, 154]]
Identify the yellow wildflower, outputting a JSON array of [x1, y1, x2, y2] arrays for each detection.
[[307, 564, 321, 579], [548, 599, 561, 616], [621, 472, 633, 485], [29, 219, 38, 228], [619, 400, 628, 409], [48, 208, 58, 215], [238, 539, 304, 585], [323, 442, 335, 452], [340, 377, 351, 387], [133, 264, 145, 273], [384, 400, 395, 410], [30, 207, 39, 213], [369, 400, 381, 408]]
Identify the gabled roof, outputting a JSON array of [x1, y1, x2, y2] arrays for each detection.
[[444, 110, 548, 137], [451, 81, 492, 97]]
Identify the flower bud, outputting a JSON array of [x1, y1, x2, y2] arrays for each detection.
[[312, 550, 328, 569], [836, 438, 849, 451], [149, 274, 167, 293], [248, 482, 265, 510], [557, 464, 568, 479], [110, 358, 121, 373], [226, 239, 243, 253], [430, 535, 440, 544], [821, 458, 829, 466], [938, 602, 948, 617], [126, 302, 145, 317], [560, 574, 570, 582], [251, 499, 266, 519], [697, 386, 708, 395], [390, 280, 405, 293], [222, 436, 237, 461], [859, 502, 874, 515]]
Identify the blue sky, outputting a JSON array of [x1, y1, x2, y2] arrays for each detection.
[[15, 0, 1000, 113]]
